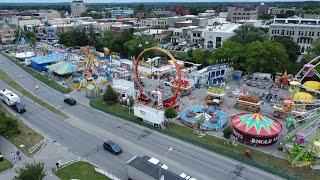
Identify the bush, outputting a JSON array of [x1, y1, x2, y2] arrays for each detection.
[[14, 162, 46, 180], [165, 107, 178, 122], [0, 111, 20, 137], [103, 85, 118, 104], [223, 126, 234, 139]]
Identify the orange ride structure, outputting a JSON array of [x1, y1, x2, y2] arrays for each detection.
[[134, 47, 182, 108]]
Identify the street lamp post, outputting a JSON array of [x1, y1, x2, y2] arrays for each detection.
[[159, 147, 173, 180]]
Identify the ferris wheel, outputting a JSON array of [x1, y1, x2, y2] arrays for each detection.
[[295, 55, 320, 95]]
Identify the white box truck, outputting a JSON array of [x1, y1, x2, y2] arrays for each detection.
[[133, 104, 165, 127], [0, 89, 20, 106]]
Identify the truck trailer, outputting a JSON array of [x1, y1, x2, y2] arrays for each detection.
[[0, 89, 20, 106]]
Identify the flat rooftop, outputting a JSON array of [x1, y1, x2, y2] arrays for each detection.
[[127, 156, 184, 180], [205, 23, 241, 33]]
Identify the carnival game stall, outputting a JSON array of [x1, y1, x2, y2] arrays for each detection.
[[243, 72, 273, 89], [232, 113, 282, 146], [235, 94, 262, 113], [205, 87, 226, 106]]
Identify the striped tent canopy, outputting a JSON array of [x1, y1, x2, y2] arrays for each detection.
[[46, 61, 77, 75], [232, 113, 282, 137]]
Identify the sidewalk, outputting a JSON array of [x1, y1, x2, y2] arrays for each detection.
[[0, 136, 78, 180]]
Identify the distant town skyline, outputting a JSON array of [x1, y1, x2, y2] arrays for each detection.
[[1, 0, 308, 3]]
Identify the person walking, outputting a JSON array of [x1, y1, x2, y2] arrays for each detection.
[[13, 155, 16, 163], [16, 151, 21, 160]]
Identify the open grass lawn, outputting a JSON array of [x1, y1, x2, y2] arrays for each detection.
[[0, 105, 44, 156], [54, 161, 110, 180], [0, 68, 67, 118], [0, 158, 13, 173], [90, 97, 320, 179], [0, 51, 71, 94]]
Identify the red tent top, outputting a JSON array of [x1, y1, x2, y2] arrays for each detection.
[[232, 113, 282, 137]]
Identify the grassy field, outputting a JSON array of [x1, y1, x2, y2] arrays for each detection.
[[90, 97, 320, 180], [0, 105, 44, 156], [0, 69, 68, 118], [90, 98, 141, 124], [54, 161, 110, 180], [0, 51, 71, 94], [0, 158, 13, 173]]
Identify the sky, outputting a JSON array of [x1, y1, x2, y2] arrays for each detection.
[[0, 0, 308, 3]]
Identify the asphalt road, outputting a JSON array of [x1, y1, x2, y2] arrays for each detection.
[[0, 54, 281, 180]]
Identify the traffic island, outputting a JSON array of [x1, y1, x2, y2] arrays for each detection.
[[0, 157, 13, 173], [53, 161, 111, 180], [0, 106, 44, 156]]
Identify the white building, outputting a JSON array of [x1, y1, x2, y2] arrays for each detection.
[[269, 18, 320, 54], [187, 27, 204, 45], [142, 29, 172, 43], [204, 23, 241, 49], [170, 28, 184, 44], [71, 0, 86, 17]]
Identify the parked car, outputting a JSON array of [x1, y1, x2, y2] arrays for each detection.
[[12, 102, 26, 114], [103, 140, 122, 155], [143, 156, 168, 169], [63, 97, 76, 105]]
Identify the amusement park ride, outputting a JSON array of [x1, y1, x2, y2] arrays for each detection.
[[133, 47, 182, 108], [281, 55, 320, 169]]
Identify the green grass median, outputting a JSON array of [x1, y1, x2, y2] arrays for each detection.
[[53, 161, 110, 180], [0, 158, 13, 173], [90, 97, 320, 180], [0, 105, 44, 156], [0, 51, 71, 94], [0, 69, 68, 118]]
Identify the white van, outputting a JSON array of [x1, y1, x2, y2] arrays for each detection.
[[0, 89, 20, 106]]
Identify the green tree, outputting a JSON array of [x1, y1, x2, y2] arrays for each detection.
[[124, 35, 157, 58], [246, 41, 289, 73], [161, 32, 172, 44], [164, 107, 177, 122], [273, 36, 300, 62], [309, 38, 320, 56], [103, 85, 118, 104], [231, 24, 268, 45], [59, 31, 76, 47], [223, 126, 233, 139], [210, 39, 245, 69], [191, 48, 205, 64], [14, 162, 46, 180], [0, 111, 20, 137]]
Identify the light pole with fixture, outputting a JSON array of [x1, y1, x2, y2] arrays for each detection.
[[159, 147, 173, 180]]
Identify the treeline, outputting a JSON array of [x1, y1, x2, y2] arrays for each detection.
[[177, 24, 302, 74], [59, 29, 157, 58]]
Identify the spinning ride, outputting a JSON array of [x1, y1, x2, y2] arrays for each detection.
[[134, 47, 182, 107]]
